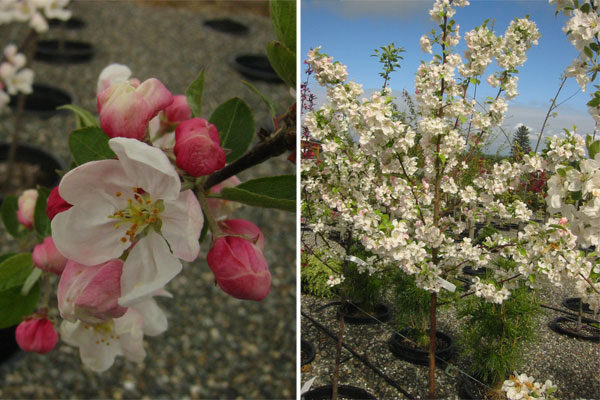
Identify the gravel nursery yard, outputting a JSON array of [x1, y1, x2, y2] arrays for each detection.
[[301, 276, 600, 400], [0, 1, 295, 398]]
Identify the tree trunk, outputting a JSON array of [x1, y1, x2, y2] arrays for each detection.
[[428, 293, 438, 400]]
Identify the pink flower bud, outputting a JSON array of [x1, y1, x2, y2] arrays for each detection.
[[207, 220, 270, 301], [32, 237, 67, 275], [46, 186, 72, 220], [58, 259, 127, 324], [207, 176, 242, 220], [163, 95, 191, 125], [174, 118, 226, 176], [97, 78, 173, 140], [17, 189, 38, 230], [15, 317, 58, 354]]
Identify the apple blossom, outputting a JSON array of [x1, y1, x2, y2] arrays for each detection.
[[96, 63, 132, 95], [97, 78, 173, 140], [15, 316, 58, 354], [502, 373, 557, 400], [173, 117, 226, 177], [46, 185, 72, 220], [60, 295, 167, 372], [17, 188, 38, 230], [206, 175, 242, 220], [207, 219, 270, 301], [58, 259, 127, 324], [32, 237, 67, 275], [163, 94, 192, 125], [51, 137, 203, 306]]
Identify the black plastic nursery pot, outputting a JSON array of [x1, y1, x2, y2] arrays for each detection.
[[8, 83, 72, 119], [230, 55, 283, 84], [562, 297, 594, 315], [301, 339, 315, 366], [388, 330, 455, 367], [548, 316, 600, 342], [0, 326, 23, 366], [204, 18, 249, 35], [303, 384, 377, 400], [462, 265, 488, 277], [338, 302, 391, 325], [459, 375, 503, 400], [48, 16, 86, 30], [34, 40, 94, 64], [0, 143, 65, 204]]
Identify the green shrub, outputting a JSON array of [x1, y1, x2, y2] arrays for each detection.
[[343, 243, 384, 310], [388, 269, 431, 347], [458, 283, 541, 388], [301, 250, 340, 299]]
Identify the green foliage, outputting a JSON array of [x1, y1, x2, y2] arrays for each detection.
[[267, 0, 296, 88], [371, 43, 405, 90], [301, 250, 340, 299], [266, 41, 296, 88], [343, 243, 384, 310], [219, 175, 295, 212], [0, 253, 40, 329], [58, 104, 99, 128], [209, 97, 255, 163], [186, 69, 205, 118], [270, 0, 295, 52], [69, 127, 116, 166], [34, 187, 51, 237], [511, 125, 532, 159], [388, 269, 431, 347], [458, 284, 542, 388], [1, 195, 19, 238]]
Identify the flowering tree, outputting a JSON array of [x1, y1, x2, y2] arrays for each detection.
[[302, 0, 598, 397], [0, 0, 295, 373]]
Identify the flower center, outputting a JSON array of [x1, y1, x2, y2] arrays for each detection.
[[82, 320, 120, 346], [109, 187, 164, 243]]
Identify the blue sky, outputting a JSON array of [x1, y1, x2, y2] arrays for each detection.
[[301, 0, 597, 154]]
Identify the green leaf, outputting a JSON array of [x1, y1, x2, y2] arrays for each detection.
[[186, 69, 205, 118], [69, 127, 116, 166], [209, 98, 255, 163], [58, 104, 99, 128], [0, 195, 19, 237], [588, 139, 600, 159], [242, 80, 278, 119], [0, 282, 40, 329], [584, 46, 593, 59], [34, 187, 51, 237], [0, 253, 34, 292], [587, 96, 600, 107], [199, 210, 209, 244], [0, 253, 15, 264], [21, 267, 42, 296], [590, 42, 600, 52], [270, 0, 296, 52], [219, 175, 295, 212], [580, 2, 590, 12], [266, 41, 296, 88]]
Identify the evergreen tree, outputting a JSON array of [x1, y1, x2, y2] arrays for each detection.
[[512, 125, 532, 159]]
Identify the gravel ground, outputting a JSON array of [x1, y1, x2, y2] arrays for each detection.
[[301, 238, 600, 399], [0, 1, 295, 398]]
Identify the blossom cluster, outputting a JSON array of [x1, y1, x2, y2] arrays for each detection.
[[0, 0, 71, 33], [11, 64, 273, 371], [302, 0, 594, 306], [550, 0, 600, 123], [502, 373, 558, 400], [0, 44, 33, 112]]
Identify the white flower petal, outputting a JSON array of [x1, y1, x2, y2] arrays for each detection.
[[51, 201, 129, 266], [114, 310, 146, 363], [130, 297, 168, 336], [58, 159, 130, 207], [162, 189, 203, 262], [109, 138, 180, 200], [118, 230, 182, 307]]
